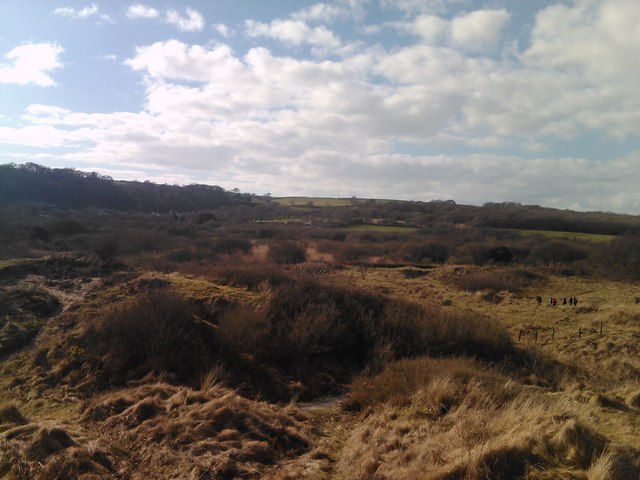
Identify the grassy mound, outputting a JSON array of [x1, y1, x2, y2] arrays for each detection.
[[47, 273, 515, 401], [0, 287, 61, 357], [81, 381, 312, 479], [336, 357, 640, 479]]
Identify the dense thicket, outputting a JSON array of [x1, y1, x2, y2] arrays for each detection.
[[0, 163, 243, 212]]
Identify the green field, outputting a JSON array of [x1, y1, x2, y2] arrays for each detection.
[[347, 224, 418, 233], [270, 197, 400, 207], [513, 229, 615, 243]]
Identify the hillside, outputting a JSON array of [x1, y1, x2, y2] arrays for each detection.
[[3, 163, 640, 235], [0, 163, 244, 213]]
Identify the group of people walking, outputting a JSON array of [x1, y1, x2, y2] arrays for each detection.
[[535, 295, 578, 306]]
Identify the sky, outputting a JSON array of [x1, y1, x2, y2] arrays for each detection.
[[1, 0, 640, 214]]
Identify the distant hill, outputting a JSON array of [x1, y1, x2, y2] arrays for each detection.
[[0, 163, 247, 213], [2, 162, 640, 235]]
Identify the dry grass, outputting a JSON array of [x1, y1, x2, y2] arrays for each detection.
[[81, 381, 312, 478], [344, 357, 519, 412], [336, 380, 634, 480], [452, 267, 539, 297]]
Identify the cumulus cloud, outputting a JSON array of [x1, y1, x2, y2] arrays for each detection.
[[126, 5, 205, 32], [126, 3, 160, 19], [0, 43, 64, 87], [165, 7, 205, 32], [381, 0, 469, 15], [245, 19, 342, 51], [213, 23, 232, 37], [519, 0, 640, 138], [450, 9, 510, 51], [292, 3, 346, 23], [53, 3, 111, 22], [53, 3, 98, 18], [394, 9, 510, 51], [292, 1, 367, 23]]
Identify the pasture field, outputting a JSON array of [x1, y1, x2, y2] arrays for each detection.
[[347, 224, 419, 233], [270, 196, 400, 207], [0, 210, 639, 479], [513, 228, 616, 243]]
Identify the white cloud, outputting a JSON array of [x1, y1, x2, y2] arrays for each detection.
[[292, 3, 345, 23], [53, 3, 98, 18], [245, 19, 342, 51], [396, 14, 449, 42], [381, 0, 469, 15], [451, 9, 510, 51], [213, 23, 232, 37], [0, 43, 64, 87], [125, 41, 247, 83], [126, 4, 160, 19], [52, 3, 111, 22], [519, 0, 640, 138], [165, 7, 205, 32], [395, 9, 510, 51]]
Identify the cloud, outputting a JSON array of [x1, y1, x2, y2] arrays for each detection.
[[53, 3, 98, 18], [165, 7, 205, 32], [450, 9, 510, 51], [519, 0, 640, 139], [213, 23, 232, 37], [124, 40, 247, 84], [394, 9, 510, 51], [245, 19, 342, 51], [0, 43, 64, 87], [126, 5, 205, 32], [292, 3, 345, 23], [53, 3, 111, 22], [381, 0, 469, 15], [291, 1, 367, 23], [126, 4, 160, 19]]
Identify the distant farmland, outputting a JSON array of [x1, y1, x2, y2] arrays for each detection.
[[512, 228, 615, 243], [270, 197, 401, 207]]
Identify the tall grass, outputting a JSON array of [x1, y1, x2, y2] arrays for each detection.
[[454, 268, 539, 294]]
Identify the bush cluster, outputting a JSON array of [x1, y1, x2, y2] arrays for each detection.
[[74, 275, 514, 400]]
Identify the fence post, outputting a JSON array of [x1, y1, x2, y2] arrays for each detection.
[[551, 328, 555, 341], [535, 328, 538, 343], [600, 322, 603, 335], [518, 330, 522, 342], [579, 327, 582, 339]]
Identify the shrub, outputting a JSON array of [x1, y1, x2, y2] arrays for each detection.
[[598, 235, 640, 280], [30, 225, 50, 243], [212, 263, 294, 290], [269, 239, 307, 264], [488, 245, 513, 263], [532, 240, 588, 266], [212, 238, 252, 256], [80, 288, 216, 385], [94, 238, 118, 264], [404, 242, 451, 263], [221, 278, 514, 380], [48, 218, 88, 235], [167, 248, 200, 263]]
